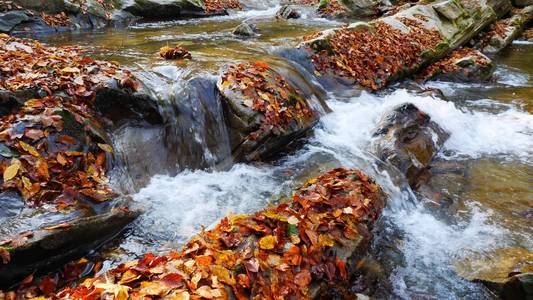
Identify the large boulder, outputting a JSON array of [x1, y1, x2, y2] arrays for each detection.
[[217, 61, 328, 161], [420, 48, 495, 82], [301, 0, 512, 90], [371, 103, 449, 187], [43, 168, 387, 299], [122, 0, 241, 18], [476, 5, 533, 54]]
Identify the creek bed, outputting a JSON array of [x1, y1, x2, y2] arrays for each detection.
[[25, 6, 533, 299]]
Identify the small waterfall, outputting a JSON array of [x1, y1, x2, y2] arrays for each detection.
[[110, 67, 232, 193]]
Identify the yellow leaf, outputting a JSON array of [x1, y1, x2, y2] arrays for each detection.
[[318, 234, 335, 247], [168, 291, 190, 300], [287, 215, 299, 225], [94, 283, 130, 300], [195, 286, 222, 299], [211, 265, 236, 285], [118, 270, 141, 284], [3, 162, 20, 182], [60, 67, 81, 74], [97, 143, 114, 153], [22, 176, 32, 190], [259, 235, 277, 250], [19, 141, 40, 157]]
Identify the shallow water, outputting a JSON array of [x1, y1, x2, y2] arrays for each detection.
[[36, 5, 533, 299]]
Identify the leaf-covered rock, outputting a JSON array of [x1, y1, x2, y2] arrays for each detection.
[[301, 0, 512, 90], [43, 168, 386, 299], [420, 48, 495, 82], [217, 61, 326, 161]]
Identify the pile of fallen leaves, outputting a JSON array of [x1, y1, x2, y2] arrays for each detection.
[[50, 168, 385, 299], [40, 12, 71, 28], [159, 46, 192, 60], [0, 34, 140, 207], [0, 96, 116, 207], [419, 47, 491, 81], [308, 17, 443, 90], [0, 34, 137, 99], [220, 62, 315, 140], [204, 0, 242, 13]]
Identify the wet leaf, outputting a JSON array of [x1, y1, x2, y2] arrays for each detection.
[[44, 222, 73, 230], [0, 247, 10, 264], [3, 161, 20, 182], [97, 143, 113, 153], [259, 235, 277, 250], [19, 141, 40, 157]]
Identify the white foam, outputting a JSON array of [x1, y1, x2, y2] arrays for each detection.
[[131, 164, 280, 246], [313, 90, 533, 162], [388, 202, 509, 299]]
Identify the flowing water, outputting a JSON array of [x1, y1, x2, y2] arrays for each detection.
[[35, 4, 533, 299]]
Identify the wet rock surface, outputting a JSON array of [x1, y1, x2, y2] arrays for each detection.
[[0, 206, 140, 287], [276, 4, 301, 19], [371, 103, 449, 187], [233, 21, 259, 37], [217, 61, 327, 161]]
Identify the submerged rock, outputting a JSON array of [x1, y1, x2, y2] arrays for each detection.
[[476, 5, 533, 54], [233, 21, 259, 37], [217, 61, 327, 161], [301, 0, 512, 90], [371, 103, 449, 187], [421, 48, 495, 82]]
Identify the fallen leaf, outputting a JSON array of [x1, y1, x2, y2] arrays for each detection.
[[44, 223, 73, 230], [3, 161, 20, 182], [259, 235, 277, 250]]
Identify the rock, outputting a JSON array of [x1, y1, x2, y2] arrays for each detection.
[[122, 0, 219, 18], [95, 79, 163, 127], [341, 0, 381, 16], [0, 207, 140, 287], [371, 103, 449, 186], [477, 5, 533, 54], [501, 272, 533, 300], [276, 4, 301, 19], [301, 0, 512, 90], [233, 21, 259, 37], [455, 247, 533, 299], [48, 168, 387, 299], [0, 10, 30, 33], [524, 27, 533, 41], [421, 48, 495, 82], [216, 62, 327, 161], [513, 0, 533, 7]]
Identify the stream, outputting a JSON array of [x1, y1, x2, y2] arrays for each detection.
[[34, 3, 533, 299]]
